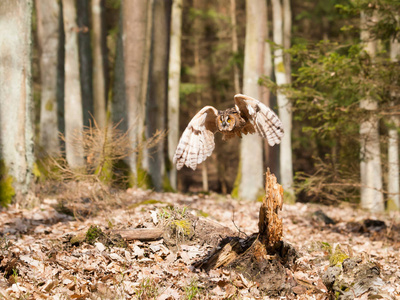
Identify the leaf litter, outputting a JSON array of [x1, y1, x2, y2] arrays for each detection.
[[0, 186, 399, 299]]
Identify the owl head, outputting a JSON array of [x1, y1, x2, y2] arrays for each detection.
[[217, 112, 236, 131]]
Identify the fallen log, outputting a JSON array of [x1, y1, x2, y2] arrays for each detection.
[[111, 228, 164, 241]]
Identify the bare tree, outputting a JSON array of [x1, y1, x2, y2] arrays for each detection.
[[91, 0, 107, 128], [147, 0, 171, 191], [62, 0, 85, 169], [36, 0, 61, 157], [167, 0, 183, 190], [359, 11, 384, 212], [0, 0, 34, 194], [122, 0, 153, 184], [271, 0, 294, 196], [238, 0, 269, 200], [388, 20, 400, 210]]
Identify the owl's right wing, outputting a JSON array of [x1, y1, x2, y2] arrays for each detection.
[[173, 106, 219, 170]]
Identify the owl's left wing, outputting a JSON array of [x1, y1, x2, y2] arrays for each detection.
[[234, 94, 284, 146], [173, 106, 219, 170]]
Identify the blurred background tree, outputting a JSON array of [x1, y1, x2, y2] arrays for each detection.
[[0, 0, 398, 212]]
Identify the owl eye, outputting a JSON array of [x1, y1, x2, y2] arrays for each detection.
[[227, 119, 231, 123]]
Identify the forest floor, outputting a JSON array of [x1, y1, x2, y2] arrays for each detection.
[[0, 183, 399, 299]]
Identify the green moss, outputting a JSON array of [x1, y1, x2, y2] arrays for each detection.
[[0, 160, 15, 207], [171, 219, 192, 236], [162, 172, 174, 192], [277, 61, 286, 73], [86, 225, 103, 244], [136, 166, 153, 189], [329, 244, 349, 267], [196, 210, 209, 218], [231, 160, 241, 199], [45, 100, 54, 111], [386, 198, 399, 211], [95, 160, 113, 184]]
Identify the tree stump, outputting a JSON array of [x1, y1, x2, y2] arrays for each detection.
[[195, 169, 298, 296]]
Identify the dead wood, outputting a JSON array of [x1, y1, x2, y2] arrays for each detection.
[[195, 169, 299, 296], [111, 228, 164, 241]]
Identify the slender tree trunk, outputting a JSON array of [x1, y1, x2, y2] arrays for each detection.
[[0, 0, 34, 194], [62, 0, 85, 169], [167, 0, 183, 190], [77, 0, 93, 128], [359, 11, 384, 212], [283, 0, 291, 84], [230, 0, 240, 94], [388, 25, 400, 210], [238, 0, 268, 200], [147, 0, 171, 191], [122, 0, 153, 183], [91, 0, 107, 128], [36, 0, 60, 157], [271, 0, 294, 196]]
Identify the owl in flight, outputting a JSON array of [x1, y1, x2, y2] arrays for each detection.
[[173, 94, 284, 170]]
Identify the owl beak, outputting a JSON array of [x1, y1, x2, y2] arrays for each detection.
[[222, 121, 227, 127]]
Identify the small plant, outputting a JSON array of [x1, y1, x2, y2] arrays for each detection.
[[86, 225, 103, 244], [184, 279, 200, 300], [135, 278, 158, 299], [158, 206, 193, 241]]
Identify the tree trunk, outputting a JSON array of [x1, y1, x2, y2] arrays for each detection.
[[271, 0, 294, 197], [91, 0, 107, 128], [62, 0, 85, 169], [122, 0, 153, 184], [77, 0, 93, 128], [0, 0, 34, 194], [283, 0, 291, 85], [388, 25, 400, 210], [147, 0, 171, 191], [230, 0, 240, 94], [359, 11, 384, 212], [36, 0, 61, 157], [167, 0, 183, 190], [238, 0, 268, 200]]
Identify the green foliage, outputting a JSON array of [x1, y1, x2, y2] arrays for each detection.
[[135, 278, 158, 300], [184, 279, 201, 300], [329, 244, 349, 267], [0, 161, 15, 207], [86, 225, 103, 244]]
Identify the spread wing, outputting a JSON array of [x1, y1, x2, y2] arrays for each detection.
[[173, 106, 219, 170], [234, 94, 284, 146]]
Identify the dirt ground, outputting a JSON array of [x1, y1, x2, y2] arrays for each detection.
[[0, 186, 399, 299]]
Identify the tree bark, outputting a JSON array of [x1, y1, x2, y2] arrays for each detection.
[[77, 0, 93, 128], [271, 0, 294, 196], [147, 0, 171, 191], [62, 0, 85, 169], [388, 23, 400, 210], [238, 0, 268, 200], [230, 0, 240, 94], [359, 11, 384, 212], [122, 0, 153, 183], [91, 0, 107, 128], [0, 0, 34, 194], [36, 0, 61, 157], [167, 0, 183, 190]]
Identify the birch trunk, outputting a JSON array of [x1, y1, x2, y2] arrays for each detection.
[[359, 11, 384, 212], [147, 0, 171, 191], [271, 0, 293, 195], [388, 27, 400, 209], [122, 0, 153, 182], [238, 0, 268, 200], [91, 0, 107, 128], [36, 0, 60, 157], [167, 0, 183, 190], [62, 0, 85, 169], [0, 0, 34, 193]]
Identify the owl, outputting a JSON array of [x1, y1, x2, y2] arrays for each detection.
[[173, 94, 284, 170]]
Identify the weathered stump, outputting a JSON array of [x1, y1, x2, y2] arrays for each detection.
[[195, 169, 298, 296]]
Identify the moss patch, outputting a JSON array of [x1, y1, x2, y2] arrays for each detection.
[[231, 160, 241, 199], [386, 198, 399, 211], [0, 160, 15, 207]]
